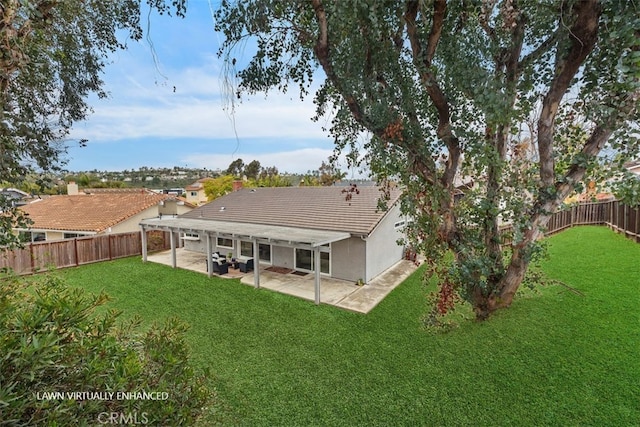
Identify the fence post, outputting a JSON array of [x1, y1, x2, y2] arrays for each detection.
[[636, 206, 640, 243], [108, 234, 113, 260], [74, 238, 79, 266], [29, 243, 35, 273], [624, 204, 628, 236]]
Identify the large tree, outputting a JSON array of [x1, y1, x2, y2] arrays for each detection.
[[215, 0, 639, 320], [0, 0, 185, 247]]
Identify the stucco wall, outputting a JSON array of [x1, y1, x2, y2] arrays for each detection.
[[182, 235, 235, 256], [331, 237, 366, 282], [365, 203, 405, 282], [272, 245, 293, 269], [112, 207, 164, 234]]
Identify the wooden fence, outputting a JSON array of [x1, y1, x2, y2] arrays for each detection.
[[0, 230, 171, 275], [501, 200, 640, 244]]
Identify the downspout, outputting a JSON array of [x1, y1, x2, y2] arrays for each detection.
[[360, 234, 367, 283]]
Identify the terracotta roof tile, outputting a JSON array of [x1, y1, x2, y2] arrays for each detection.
[[180, 186, 402, 235], [19, 193, 179, 232]]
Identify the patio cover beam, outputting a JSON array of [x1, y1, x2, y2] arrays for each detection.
[[169, 230, 176, 268], [140, 218, 351, 248], [206, 233, 213, 278], [140, 225, 148, 262], [314, 247, 321, 305], [253, 239, 260, 289]]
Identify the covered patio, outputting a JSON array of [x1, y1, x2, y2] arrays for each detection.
[[145, 247, 418, 313], [140, 217, 351, 306]]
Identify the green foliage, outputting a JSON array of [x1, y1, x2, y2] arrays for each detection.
[[0, 271, 210, 425], [203, 175, 235, 200], [225, 158, 245, 177], [243, 160, 261, 180], [215, 0, 640, 319], [204, 171, 293, 200], [254, 173, 292, 188], [610, 172, 640, 206], [0, 0, 186, 248]]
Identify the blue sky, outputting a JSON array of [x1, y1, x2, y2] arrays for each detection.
[[66, 1, 364, 176]]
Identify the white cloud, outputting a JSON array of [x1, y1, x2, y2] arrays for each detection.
[[72, 72, 327, 143]]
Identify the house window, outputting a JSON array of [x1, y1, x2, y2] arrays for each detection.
[[182, 232, 200, 241], [258, 244, 271, 263], [394, 220, 406, 230], [295, 248, 330, 274], [20, 231, 45, 242], [64, 233, 81, 239], [190, 191, 198, 197], [217, 237, 233, 249], [240, 241, 253, 258], [240, 241, 271, 262]]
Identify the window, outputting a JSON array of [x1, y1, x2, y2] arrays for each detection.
[[182, 232, 200, 241], [295, 248, 329, 274], [258, 244, 271, 263], [394, 220, 406, 230], [239, 241, 271, 262], [217, 237, 233, 249], [240, 241, 253, 258], [190, 191, 198, 197], [19, 231, 45, 242], [64, 233, 81, 239]]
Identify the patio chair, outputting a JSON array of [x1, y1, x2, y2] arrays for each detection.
[[214, 260, 229, 275], [206, 258, 229, 275], [239, 258, 254, 273]]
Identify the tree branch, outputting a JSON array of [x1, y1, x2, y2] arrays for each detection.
[[404, 0, 460, 190], [537, 0, 600, 188], [517, 29, 559, 73]]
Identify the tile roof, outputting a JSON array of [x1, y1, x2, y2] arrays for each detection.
[[185, 178, 214, 191], [19, 193, 184, 233], [180, 185, 403, 235], [82, 188, 156, 194]]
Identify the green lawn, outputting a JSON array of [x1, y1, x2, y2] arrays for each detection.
[[59, 226, 639, 426]]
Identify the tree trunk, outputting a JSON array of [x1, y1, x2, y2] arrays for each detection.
[[471, 245, 532, 320]]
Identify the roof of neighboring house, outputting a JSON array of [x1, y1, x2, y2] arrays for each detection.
[[180, 185, 403, 235], [19, 193, 193, 233], [1, 188, 29, 199], [82, 188, 156, 194], [185, 178, 214, 191]]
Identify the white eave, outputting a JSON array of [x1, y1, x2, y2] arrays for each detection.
[[140, 217, 350, 248]]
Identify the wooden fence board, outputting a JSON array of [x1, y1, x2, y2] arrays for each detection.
[[1, 230, 171, 275]]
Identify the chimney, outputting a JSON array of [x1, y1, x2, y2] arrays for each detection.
[[232, 180, 243, 192], [67, 181, 79, 195]]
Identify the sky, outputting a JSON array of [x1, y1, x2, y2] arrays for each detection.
[[66, 1, 366, 177]]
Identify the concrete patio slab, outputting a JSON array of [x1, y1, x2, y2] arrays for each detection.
[[144, 248, 420, 313]]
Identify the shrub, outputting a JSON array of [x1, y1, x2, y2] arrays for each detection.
[[0, 272, 211, 425]]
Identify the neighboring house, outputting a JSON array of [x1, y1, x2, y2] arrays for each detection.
[[625, 160, 640, 178], [17, 185, 194, 242], [185, 178, 214, 205], [140, 185, 407, 285], [1, 188, 30, 207]]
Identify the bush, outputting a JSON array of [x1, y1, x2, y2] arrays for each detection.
[[0, 272, 211, 426]]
